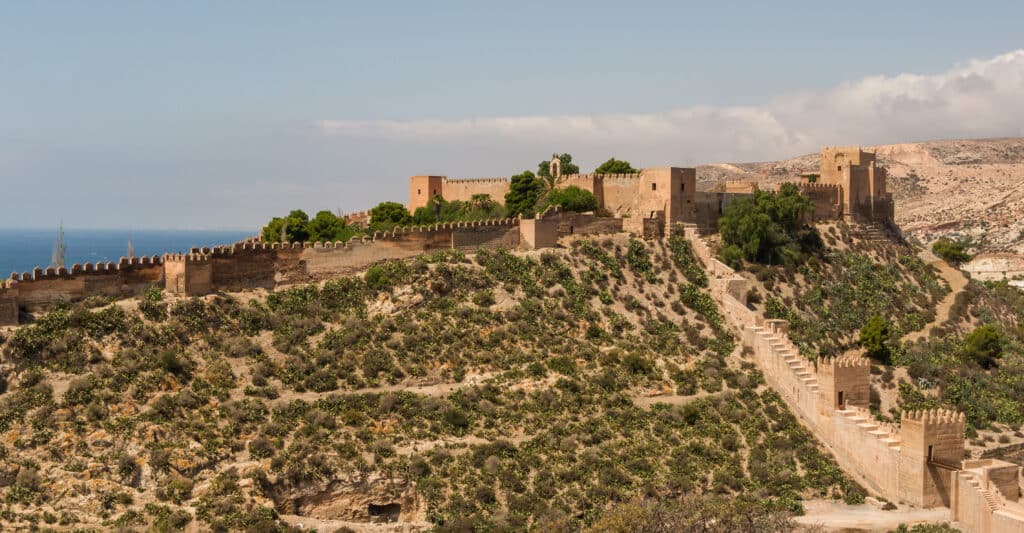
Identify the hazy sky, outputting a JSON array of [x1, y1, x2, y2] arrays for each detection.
[[2, 1, 1023, 230]]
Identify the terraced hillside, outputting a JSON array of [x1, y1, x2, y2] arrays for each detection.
[[0, 237, 859, 531]]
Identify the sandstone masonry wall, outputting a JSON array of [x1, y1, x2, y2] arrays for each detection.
[[441, 178, 511, 205], [7, 257, 164, 310], [681, 223, 974, 510]]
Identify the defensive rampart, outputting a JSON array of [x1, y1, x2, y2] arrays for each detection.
[[3, 212, 643, 324], [172, 218, 522, 293], [680, 223, 987, 512], [5, 257, 164, 313]]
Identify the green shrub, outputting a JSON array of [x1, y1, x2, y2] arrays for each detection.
[[365, 260, 411, 292], [962, 324, 1002, 369], [932, 237, 972, 264], [859, 315, 893, 364], [626, 239, 652, 274]]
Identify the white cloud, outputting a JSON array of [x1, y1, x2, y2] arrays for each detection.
[[317, 50, 1024, 165]]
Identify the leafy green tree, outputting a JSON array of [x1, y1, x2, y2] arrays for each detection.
[[369, 201, 412, 230], [594, 158, 638, 174], [504, 170, 544, 217], [859, 315, 893, 364], [307, 210, 358, 242], [547, 186, 599, 212], [932, 237, 972, 265], [963, 324, 1002, 368], [261, 209, 311, 243], [717, 183, 815, 265]]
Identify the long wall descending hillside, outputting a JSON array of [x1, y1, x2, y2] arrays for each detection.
[[681, 223, 1024, 532]]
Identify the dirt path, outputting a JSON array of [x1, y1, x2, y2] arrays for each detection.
[[902, 249, 968, 343], [795, 500, 950, 532]]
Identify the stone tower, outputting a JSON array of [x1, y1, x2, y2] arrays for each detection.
[[899, 409, 966, 507], [818, 146, 892, 223], [409, 175, 445, 212], [550, 154, 562, 178]]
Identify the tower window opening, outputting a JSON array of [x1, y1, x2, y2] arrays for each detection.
[[681, 183, 685, 191], [651, 183, 657, 191], [927, 445, 933, 462]]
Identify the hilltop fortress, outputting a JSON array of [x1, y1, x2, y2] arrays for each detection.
[[0, 147, 895, 328], [0, 146, 894, 328], [1, 146, 1021, 532]]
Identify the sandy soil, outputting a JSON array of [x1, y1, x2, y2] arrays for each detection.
[[902, 249, 969, 343], [795, 499, 951, 532]]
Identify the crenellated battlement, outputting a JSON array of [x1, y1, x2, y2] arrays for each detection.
[[794, 180, 843, 192], [591, 172, 644, 181], [13, 256, 165, 282], [820, 355, 871, 369], [444, 177, 510, 184], [901, 408, 966, 426], [163, 252, 211, 263]]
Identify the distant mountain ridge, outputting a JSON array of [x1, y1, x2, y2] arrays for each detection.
[[697, 138, 1024, 254]]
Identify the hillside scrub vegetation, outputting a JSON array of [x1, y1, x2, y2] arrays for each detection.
[[0, 238, 861, 530], [893, 279, 1024, 432], [749, 222, 948, 359]]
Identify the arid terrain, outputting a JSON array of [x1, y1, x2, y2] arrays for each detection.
[[698, 138, 1024, 254]]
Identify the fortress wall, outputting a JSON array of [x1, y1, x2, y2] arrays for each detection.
[[599, 175, 644, 216], [693, 191, 750, 232], [795, 181, 844, 221], [12, 259, 164, 308], [559, 213, 625, 237], [441, 178, 510, 204], [0, 282, 19, 326], [451, 221, 519, 250], [745, 321, 819, 422], [680, 223, 973, 508], [561, 174, 604, 206], [953, 460, 1024, 533], [623, 217, 663, 240], [826, 405, 903, 497], [203, 243, 280, 291], [520, 218, 559, 250], [164, 254, 212, 295]]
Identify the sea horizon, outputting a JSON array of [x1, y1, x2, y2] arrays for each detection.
[[0, 227, 256, 277]]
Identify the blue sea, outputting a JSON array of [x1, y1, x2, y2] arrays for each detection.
[[0, 228, 254, 277]]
